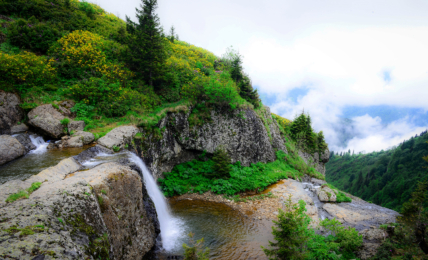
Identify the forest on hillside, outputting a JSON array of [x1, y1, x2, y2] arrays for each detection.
[[326, 129, 428, 211]]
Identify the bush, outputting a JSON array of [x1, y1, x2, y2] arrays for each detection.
[[0, 51, 56, 91], [60, 118, 70, 125], [7, 17, 63, 53], [262, 196, 312, 260], [159, 150, 304, 197], [320, 218, 363, 252], [49, 30, 131, 81], [64, 77, 144, 117], [70, 102, 95, 118]]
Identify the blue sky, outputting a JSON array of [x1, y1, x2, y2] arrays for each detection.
[[91, 0, 428, 152]]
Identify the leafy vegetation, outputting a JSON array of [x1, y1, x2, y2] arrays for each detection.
[[262, 196, 362, 260], [182, 232, 210, 260], [5, 182, 42, 203], [326, 130, 428, 211], [159, 150, 323, 197]]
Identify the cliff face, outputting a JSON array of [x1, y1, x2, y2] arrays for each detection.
[[0, 157, 159, 260], [130, 106, 326, 179]]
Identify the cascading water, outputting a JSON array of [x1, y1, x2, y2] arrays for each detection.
[[128, 153, 183, 251], [29, 135, 49, 154]]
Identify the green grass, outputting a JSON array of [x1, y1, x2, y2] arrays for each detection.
[[159, 150, 323, 197], [5, 182, 42, 203], [326, 183, 352, 203]]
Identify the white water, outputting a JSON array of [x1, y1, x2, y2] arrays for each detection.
[[129, 153, 184, 251], [29, 135, 48, 154], [81, 152, 128, 168]]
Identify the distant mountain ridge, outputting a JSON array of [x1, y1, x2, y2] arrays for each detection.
[[326, 129, 428, 211]]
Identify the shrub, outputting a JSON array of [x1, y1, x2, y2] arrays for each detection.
[[60, 118, 70, 125], [112, 146, 120, 152], [0, 51, 56, 91], [64, 77, 144, 117], [70, 102, 95, 118], [49, 30, 131, 81], [262, 196, 312, 260], [7, 17, 63, 53], [320, 218, 363, 252]]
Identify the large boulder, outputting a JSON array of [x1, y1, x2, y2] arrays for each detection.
[[73, 131, 94, 145], [0, 160, 158, 259], [14, 133, 36, 153], [68, 121, 85, 133], [0, 135, 25, 165], [28, 104, 66, 139], [317, 185, 337, 202], [98, 125, 139, 149], [0, 91, 24, 135]]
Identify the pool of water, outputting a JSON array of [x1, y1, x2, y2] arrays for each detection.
[[162, 199, 274, 260], [0, 146, 87, 184]]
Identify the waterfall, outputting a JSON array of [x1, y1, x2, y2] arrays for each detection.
[[29, 135, 48, 154], [129, 153, 182, 251]]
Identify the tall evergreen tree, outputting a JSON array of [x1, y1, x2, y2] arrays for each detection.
[[126, 0, 167, 87]]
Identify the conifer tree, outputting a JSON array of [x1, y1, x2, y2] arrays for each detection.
[[168, 25, 179, 43], [126, 0, 167, 88], [206, 147, 232, 179]]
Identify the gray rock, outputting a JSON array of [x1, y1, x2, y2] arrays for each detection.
[[14, 133, 36, 153], [359, 227, 387, 241], [73, 145, 113, 164], [317, 186, 337, 202], [357, 243, 381, 260], [98, 125, 139, 149], [60, 100, 75, 109], [298, 149, 329, 176], [0, 91, 24, 135], [68, 121, 85, 133], [0, 135, 25, 165], [311, 178, 327, 186], [28, 104, 66, 139], [0, 160, 158, 259], [66, 136, 83, 147], [10, 124, 29, 134], [73, 131, 94, 145]]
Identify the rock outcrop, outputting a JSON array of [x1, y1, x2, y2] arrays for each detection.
[[132, 106, 288, 179], [0, 91, 24, 135], [317, 185, 337, 202], [0, 158, 159, 259], [68, 121, 85, 133], [298, 149, 330, 176], [65, 131, 95, 148], [0, 135, 25, 165], [28, 104, 67, 139]]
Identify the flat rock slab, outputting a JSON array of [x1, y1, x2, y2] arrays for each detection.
[[0, 135, 25, 165], [323, 199, 399, 231], [98, 125, 139, 149]]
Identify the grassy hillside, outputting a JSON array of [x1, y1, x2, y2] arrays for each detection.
[[326, 130, 428, 211]]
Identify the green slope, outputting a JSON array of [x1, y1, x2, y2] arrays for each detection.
[[326, 130, 428, 211]]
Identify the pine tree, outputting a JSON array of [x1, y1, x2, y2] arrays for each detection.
[[205, 147, 231, 179], [168, 25, 179, 43], [126, 0, 167, 87]]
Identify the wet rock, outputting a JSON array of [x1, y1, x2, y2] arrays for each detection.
[[28, 104, 66, 139], [0, 91, 24, 135], [98, 125, 139, 149], [311, 178, 326, 186], [317, 186, 337, 202], [0, 135, 25, 165], [14, 133, 36, 153], [68, 121, 85, 133], [10, 124, 29, 134], [73, 145, 113, 164], [66, 136, 83, 147], [0, 160, 158, 259], [73, 131, 94, 145]]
